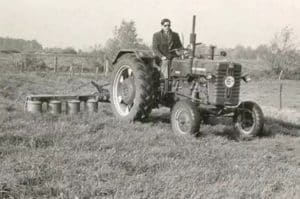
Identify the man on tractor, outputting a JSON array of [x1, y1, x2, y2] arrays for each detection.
[[109, 15, 264, 138], [152, 18, 183, 78]]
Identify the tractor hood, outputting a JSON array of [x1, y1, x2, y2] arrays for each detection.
[[192, 59, 242, 75], [171, 58, 242, 77]]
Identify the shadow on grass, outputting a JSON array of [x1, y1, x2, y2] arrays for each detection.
[[207, 116, 300, 140], [142, 112, 170, 124], [209, 126, 241, 141], [262, 117, 300, 137], [143, 113, 300, 141], [266, 117, 300, 129]]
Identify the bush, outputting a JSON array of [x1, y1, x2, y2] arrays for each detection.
[[23, 55, 48, 71]]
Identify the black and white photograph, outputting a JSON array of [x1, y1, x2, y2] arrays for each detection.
[[0, 0, 299, 198]]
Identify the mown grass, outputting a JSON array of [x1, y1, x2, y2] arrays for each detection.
[[0, 72, 299, 199]]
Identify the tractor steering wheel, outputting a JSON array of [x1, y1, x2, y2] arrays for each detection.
[[169, 48, 190, 53], [169, 48, 191, 58]]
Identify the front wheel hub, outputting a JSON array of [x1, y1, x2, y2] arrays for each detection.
[[176, 110, 191, 134]]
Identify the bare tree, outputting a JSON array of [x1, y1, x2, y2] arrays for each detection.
[[268, 26, 299, 74]]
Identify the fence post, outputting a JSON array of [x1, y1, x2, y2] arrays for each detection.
[[54, 56, 58, 73], [15, 60, 19, 72], [21, 60, 25, 73], [24, 58, 27, 72], [279, 70, 283, 110], [95, 66, 99, 79], [105, 59, 109, 77], [80, 64, 84, 76], [69, 65, 74, 78], [279, 84, 283, 110]]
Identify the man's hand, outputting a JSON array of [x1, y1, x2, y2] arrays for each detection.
[[175, 49, 181, 56], [161, 56, 167, 60]]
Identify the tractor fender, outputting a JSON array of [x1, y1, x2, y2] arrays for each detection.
[[112, 49, 155, 64], [224, 101, 259, 111], [237, 101, 257, 108], [234, 101, 263, 113]]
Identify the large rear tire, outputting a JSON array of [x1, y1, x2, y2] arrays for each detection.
[[234, 101, 264, 139], [171, 100, 201, 136], [110, 54, 155, 121]]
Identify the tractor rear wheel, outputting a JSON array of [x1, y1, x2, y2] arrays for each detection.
[[171, 100, 201, 136], [110, 54, 154, 121], [234, 101, 264, 139]]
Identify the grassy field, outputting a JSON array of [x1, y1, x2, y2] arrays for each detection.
[[0, 72, 299, 199]]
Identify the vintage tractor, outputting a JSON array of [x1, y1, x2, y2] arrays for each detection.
[[110, 16, 264, 139]]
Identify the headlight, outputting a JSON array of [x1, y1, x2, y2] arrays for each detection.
[[242, 74, 251, 83], [206, 73, 212, 80], [224, 76, 235, 88]]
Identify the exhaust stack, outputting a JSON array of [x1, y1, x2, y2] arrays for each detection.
[[190, 15, 197, 58], [189, 15, 197, 74]]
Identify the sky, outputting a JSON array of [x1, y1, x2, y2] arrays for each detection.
[[0, 0, 299, 50]]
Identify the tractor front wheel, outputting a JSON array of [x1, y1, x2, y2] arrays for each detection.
[[234, 101, 264, 139], [171, 100, 201, 136]]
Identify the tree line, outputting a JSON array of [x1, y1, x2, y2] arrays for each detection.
[[89, 22, 299, 75], [1, 21, 299, 76], [0, 37, 43, 52], [226, 27, 300, 74]]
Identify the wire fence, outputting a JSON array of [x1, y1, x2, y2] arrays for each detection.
[[0, 52, 110, 76]]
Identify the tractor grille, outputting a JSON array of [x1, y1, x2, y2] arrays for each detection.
[[208, 63, 241, 106]]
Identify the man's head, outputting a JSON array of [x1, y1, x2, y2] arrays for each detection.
[[161, 18, 171, 32]]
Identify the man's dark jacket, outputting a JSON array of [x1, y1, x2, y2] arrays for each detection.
[[152, 30, 182, 59]]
